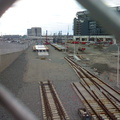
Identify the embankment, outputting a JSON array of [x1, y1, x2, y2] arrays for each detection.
[[0, 50, 24, 73]]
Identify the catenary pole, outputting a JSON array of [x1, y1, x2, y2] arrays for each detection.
[[117, 45, 120, 88]]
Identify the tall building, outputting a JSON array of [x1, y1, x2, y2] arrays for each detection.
[[27, 29, 32, 36], [73, 6, 120, 36], [27, 27, 42, 37]]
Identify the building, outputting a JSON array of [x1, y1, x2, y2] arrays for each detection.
[[27, 29, 32, 36], [73, 6, 120, 36], [73, 6, 120, 44], [27, 27, 42, 37], [73, 11, 110, 36]]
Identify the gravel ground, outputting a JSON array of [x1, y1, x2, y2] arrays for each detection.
[[0, 43, 120, 120], [0, 51, 27, 120], [0, 44, 83, 120]]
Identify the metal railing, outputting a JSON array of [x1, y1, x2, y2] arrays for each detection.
[[0, 0, 120, 120], [0, 0, 17, 17], [0, 84, 39, 120]]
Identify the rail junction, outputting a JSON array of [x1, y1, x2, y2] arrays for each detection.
[[65, 57, 120, 120], [39, 81, 69, 120]]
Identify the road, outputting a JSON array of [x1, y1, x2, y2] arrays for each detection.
[[0, 44, 83, 120]]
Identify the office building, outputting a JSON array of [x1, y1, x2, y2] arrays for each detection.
[[27, 27, 42, 37], [73, 6, 120, 36]]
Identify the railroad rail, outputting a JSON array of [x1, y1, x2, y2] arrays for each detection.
[[65, 57, 120, 120], [39, 81, 69, 120]]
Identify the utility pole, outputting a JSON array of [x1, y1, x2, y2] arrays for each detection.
[[64, 33, 67, 53], [74, 37, 76, 61], [60, 31, 62, 44], [117, 44, 120, 88], [46, 30, 48, 44], [65, 26, 69, 53]]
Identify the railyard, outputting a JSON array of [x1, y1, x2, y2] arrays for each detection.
[[0, 0, 120, 120], [0, 41, 120, 120]]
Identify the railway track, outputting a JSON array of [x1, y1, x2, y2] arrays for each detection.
[[39, 81, 69, 120], [65, 56, 120, 120]]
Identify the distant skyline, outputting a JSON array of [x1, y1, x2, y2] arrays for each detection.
[[0, 0, 120, 35]]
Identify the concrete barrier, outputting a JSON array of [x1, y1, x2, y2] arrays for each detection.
[[0, 50, 24, 73]]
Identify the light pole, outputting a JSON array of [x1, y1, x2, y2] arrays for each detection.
[[74, 38, 76, 61], [66, 26, 69, 53], [117, 44, 120, 88], [64, 34, 67, 53]]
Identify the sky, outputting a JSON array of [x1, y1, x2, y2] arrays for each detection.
[[0, 0, 120, 35]]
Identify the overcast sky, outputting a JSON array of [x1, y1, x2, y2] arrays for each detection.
[[0, 0, 120, 35]]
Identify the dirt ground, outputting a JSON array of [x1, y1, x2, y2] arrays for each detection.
[[67, 43, 120, 90]]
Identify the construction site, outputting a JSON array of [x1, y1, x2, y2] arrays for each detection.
[[52, 41, 120, 90], [0, 0, 120, 120]]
